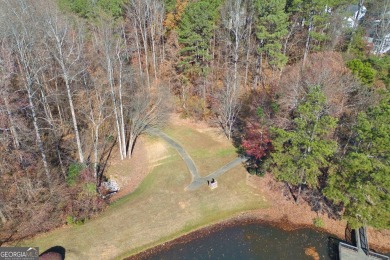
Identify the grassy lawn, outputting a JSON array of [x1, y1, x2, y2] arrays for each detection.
[[164, 125, 237, 177], [24, 123, 268, 260]]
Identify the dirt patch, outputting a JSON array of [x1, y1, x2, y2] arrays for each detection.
[[108, 136, 171, 202], [147, 138, 171, 167], [108, 137, 147, 201]]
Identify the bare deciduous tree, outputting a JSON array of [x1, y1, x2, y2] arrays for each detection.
[[93, 19, 128, 160], [214, 70, 242, 140], [0, 40, 20, 150], [128, 86, 168, 157], [221, 0, 248, 92], [84, 79, 112, 180], [4, 0, 51, 182], [43, 8, 85, 163], [127, 0, 165, 86]]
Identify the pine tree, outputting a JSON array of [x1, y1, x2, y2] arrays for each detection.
[[255, 0, 289, 70], [288, 0, 343, 65], [325, 92, 390, 229], [177, 0, 222, 76], [269, 86, 338, 203]]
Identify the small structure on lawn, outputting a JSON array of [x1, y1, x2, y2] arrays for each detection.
[[208, 178, 218, 190], [338, 226, 389, 260]]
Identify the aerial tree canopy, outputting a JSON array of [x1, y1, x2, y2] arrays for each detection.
[[255, 0, 289, 69], [59, 0, 126, 18], [177, 0, 222, 76], [269, 86, 338, 203], [325, 91, 390, 229]]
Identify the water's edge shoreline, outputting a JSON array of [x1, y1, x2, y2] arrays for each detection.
[[124, 212, 390, 260]]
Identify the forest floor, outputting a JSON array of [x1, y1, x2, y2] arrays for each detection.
[[24, 114, 390, 259]]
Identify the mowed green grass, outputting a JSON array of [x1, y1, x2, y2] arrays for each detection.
[[164, 126, 237, 177], [24, 124, 268, 260]]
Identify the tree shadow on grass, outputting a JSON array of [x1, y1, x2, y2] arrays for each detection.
[[97, 138, 117, 187]]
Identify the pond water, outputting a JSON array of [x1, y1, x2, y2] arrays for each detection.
[[148, 223, 338, 260]]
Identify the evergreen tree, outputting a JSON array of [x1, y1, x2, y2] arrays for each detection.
[[255, 0, 289, 70], [59, 0, 125, 18], [288, 0, 343, 65], [325, 92, 390, 229], [177, 0, 222, 76], [347, 59, 377, 85], [269, 86, 338, 203]]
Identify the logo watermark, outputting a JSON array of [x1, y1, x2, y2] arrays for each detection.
[[0, 247, 39, 260]]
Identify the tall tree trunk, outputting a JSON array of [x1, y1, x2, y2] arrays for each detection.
[[64, 74, 84, 163], [0, 208, 6, 224], [40, 73, 55, 125], [159, 14, 165, 62], [27, 82, 51, 182], [244, 21, 252, 89], [94, 124, 99, 180], [150, 21, 158, 81], [138, 18, 150, 87], [253, 54, 262, 89], [296, 183, 302, 204], [296, 169, 306, 204], [303, 18, 313, 68], [45, 13, 85, 163], [101, 26, 125, 160], [107, 64, 125, 160], [233, 28, 239, 92], [54, 80, 64, 126], [3, 96, 20, 149], [56, 142, 66, 178], [39, 84, 54, 127], [133, 19, 144, 79], [128, 134, 135, 158], [117, 51, 127, 158]]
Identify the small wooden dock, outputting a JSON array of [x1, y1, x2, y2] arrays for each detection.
[[339, 227, 389, 260]]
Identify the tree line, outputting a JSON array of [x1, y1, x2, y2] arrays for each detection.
[[0, 0, 168, 243]]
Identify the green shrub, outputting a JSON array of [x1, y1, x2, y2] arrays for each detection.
[[347, 59, 377, 85], [66, 215, 75, 225], [347, 27, 367, 58], [270, 102, 279, 113], [313, 217, 324, 228], [75, 218, 86, 225], [105, 135, 114, 142], [66, 215, 86, 225], [366, 56, 390, 87], [83, 183, 97, 196], [256, 107, 264, 118], [66, 162, 85, 185]]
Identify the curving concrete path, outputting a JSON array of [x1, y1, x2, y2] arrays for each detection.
[[147, 128, 246, 191], [185, 157, 246, 191]]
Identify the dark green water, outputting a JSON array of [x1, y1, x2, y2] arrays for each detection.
[[149, 223, 337, 260]]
